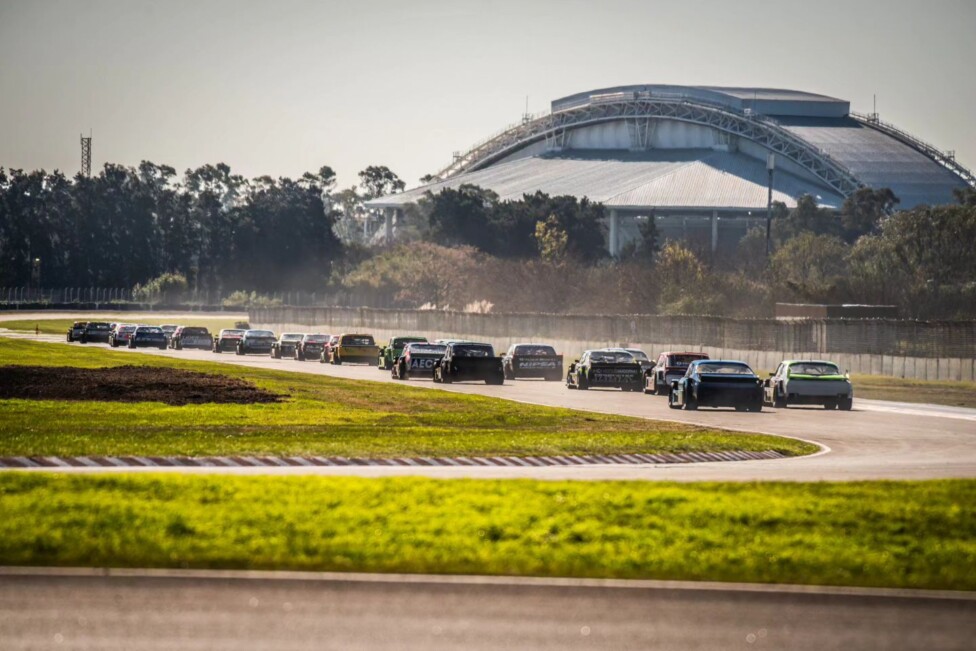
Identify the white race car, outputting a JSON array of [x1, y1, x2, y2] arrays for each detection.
[[764, 360, 853, 410]]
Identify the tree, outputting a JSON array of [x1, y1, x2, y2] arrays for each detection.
[[769, 232, 850, 303], [535, 214, 568, 263], [773, 194, 839, 242], [358, 165, 405, 200], [839, 187, 899, 242], [953, 187, 976, 207]]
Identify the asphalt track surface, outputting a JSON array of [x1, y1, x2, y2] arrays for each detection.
[[2, 568, 974, 651], [3, 328, 974, 481]]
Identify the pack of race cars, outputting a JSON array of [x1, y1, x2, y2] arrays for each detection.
[[64, 321, 855, 410]]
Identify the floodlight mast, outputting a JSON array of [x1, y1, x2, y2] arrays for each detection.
[[80, 131, 92, 177], [765, 153, 775, 257]]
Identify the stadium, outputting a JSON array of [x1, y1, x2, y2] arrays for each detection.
[[367, 84, 976, 254]]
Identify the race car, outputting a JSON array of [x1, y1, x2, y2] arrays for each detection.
[[170, 326, 213, 350], [501, 343, 563, 381], [79, 321, 112, 344], [295, 333, 330, 361], [764, 360, 853, 410], [566, 349, 643, 391], [236, 330, 277, 355], [645, 351, 710, 395], [378, 335, 428, 370], [128, 326, 168, 350], [159, 324, 179, 345], [392, 342, 447, 380], [213, 329, 245, 353], [606, 347, 654, 373], [271, 333, 304, 359], [668, 360, 763, 412], [66, 321, 88, 342], [327, 333, 380, 365], [433, 342, 504, 385], [108, 324, 137, 347], [318, 335, 341, 363]]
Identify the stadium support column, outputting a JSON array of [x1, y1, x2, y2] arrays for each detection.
[[711, 211, 719, 253], [609, 209, 619, 257], [384, 208, 394, 245]]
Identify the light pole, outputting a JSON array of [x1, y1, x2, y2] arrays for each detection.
[[765, 153, 776, 257]]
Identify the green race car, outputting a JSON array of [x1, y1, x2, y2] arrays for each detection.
[[763, 360, 853, 410], [378, 335, 428, 370]]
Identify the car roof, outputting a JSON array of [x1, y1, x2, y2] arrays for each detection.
[[782, 359, 838, 366]]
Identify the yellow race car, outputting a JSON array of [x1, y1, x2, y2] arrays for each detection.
[[328, 333, 380, 365]]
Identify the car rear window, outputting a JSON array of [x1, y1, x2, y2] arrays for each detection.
[[670, 355, 705, 366], [304, 335, 328, 343], [515, 345, 556, 356], [342, 335, 375, 346], [590, 351, 634, 363], [408, 344, 446, 354], [697, 363, 754, 375], [138, 327, 163, 334], [789, 363, 840, 376], [183, 327, 209, 336], [88, 323, 110, 330], [453, 344, 494, 357], [282, 334, 304, 341], [223, 330, 245, 335], [249, 331, 275, 337]]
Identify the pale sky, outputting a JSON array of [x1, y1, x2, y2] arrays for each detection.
[[1, 0, 974, 189]]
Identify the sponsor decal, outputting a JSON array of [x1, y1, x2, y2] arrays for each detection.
[[409, 358, 436, 369], [519, 359, 558, 369], [593, 372, 639, 383]]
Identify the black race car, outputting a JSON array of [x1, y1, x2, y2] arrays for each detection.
[[668, 359, 763, 412], [295, 333, 330, 361], [170, 326, 213, 350], [501, 343, 563, 381], [66, 321, 88, 342], [392, 342, 447, 380], [236, 330, 276, 355], [213, 329, 245, 353], [271, 333, 304, 359], [566, 349, 643, 391], [128, 326, 168, 350], [433, 342, 504, 385], [79, 321, 112, 344]]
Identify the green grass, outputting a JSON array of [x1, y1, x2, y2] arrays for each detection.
[[1, 474, 973, 590], [0, 316, 242, 335], [851, 374, 976, 409], [0, 338, 815, 458]]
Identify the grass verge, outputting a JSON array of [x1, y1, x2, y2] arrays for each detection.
[[0, 316, 242, 335], [1, 474, 973, 590], [0, 338, 815, 458], [851, 374, 976, 409]]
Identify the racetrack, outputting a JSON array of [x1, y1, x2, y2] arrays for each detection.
[[3, 327, 974, 482], [2, 568, 973, 651]]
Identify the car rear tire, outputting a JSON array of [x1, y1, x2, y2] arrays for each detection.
[[668, 390, 681, 409], [684, 394, 698, 410], [839, 398, 853, 411]]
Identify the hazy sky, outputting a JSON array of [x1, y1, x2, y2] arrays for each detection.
[[1, 0, 974, 189]]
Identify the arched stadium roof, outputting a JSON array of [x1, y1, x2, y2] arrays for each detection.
[[367, 84, 973, 213]]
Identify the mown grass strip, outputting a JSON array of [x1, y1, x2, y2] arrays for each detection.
[[0, 338, 815, 459], [1, 474, 973, 590], [850, 374, 976, 409], [0, 316, 241, 336]]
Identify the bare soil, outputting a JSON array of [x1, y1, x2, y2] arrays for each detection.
[[0, 365, 284, 405]]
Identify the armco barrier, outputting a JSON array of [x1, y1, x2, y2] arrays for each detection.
[[250, 307, 976, 381]]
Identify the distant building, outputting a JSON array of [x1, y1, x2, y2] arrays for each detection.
[[367, 85, 974, 254]]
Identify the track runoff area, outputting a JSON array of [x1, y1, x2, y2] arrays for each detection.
[[2, 325, 974, 481]]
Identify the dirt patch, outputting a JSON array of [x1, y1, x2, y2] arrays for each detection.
[[0, 365, 284, 406]]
